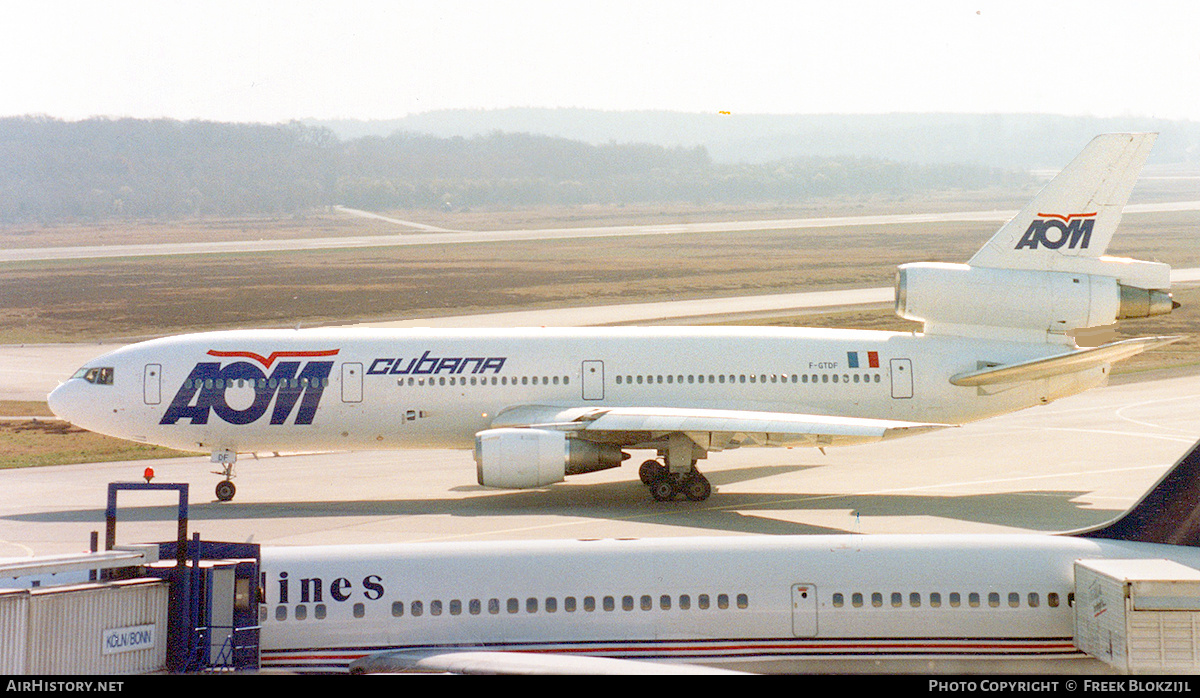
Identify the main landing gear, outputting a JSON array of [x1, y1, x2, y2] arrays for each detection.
[[638, 459, 712, 502]]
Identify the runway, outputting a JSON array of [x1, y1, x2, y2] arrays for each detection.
[[4, 200, 1200, 262], [3, 368, 1197, 558]]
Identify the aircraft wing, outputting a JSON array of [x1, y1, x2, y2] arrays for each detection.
[[350, 649, 747, 675], [949, 335, 1182, 387], [491, 404, 951, 450]]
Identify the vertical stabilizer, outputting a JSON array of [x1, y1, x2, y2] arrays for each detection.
[[1077, 437, 1200, 546], [968, 133, 1157, 272]]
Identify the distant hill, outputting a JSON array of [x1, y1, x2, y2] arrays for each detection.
[[0, 115, 1033, 223], [306, 110, 1200, 168]]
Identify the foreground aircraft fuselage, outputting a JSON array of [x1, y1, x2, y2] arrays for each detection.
[[261, 436, 1200, 673], [257, 533, 1200, 673], [47, 134, 1181, 501]]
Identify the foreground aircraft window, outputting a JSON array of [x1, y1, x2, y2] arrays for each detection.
[[584, 596, 595, 612], [449, 600, 462, 615], [545, 597, 557, 613], [431, 600, 443, 616], [949, 592, 961, 607], [891, 592, 902, 608], [930, 593, 941, 607], [391, 601, 404, 617], [988, 592, 1000, 608], [718, 594, 729, 609], [275, 606, 287, 621], [315, 605, 326, 620], [641, 595, 652, 611], [526, 597, 538, 613], [488, 598, 500, 614], [1008, 593, 1020, 608], [295, 605, 307, 620], [469, 599, 481, 615], [660, 595, 671, 610], [353, 603, 365, 618], [1048, 593, 1060, 608], [622, 595, 634, 611], [969, 593, 980, 608], [737, 594, 749, 609], [679, 594, 691, 610], [603, 596, 615, 612], [871, 592, 882, 608], [412, 601, 423, 617], [909, 593, 921, 607], [851, 592, 863, 608], [698, 594, 710, 610], [507, 598, 519, 614], [832, 593, 844, 608], [565, 597, 576, 612]]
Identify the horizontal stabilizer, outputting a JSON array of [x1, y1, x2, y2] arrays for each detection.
[[949, 336, 1182, 387]]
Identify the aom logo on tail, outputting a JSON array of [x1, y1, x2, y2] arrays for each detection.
[[1014, 212, 1097, 250], [160, 349, 339, 426]]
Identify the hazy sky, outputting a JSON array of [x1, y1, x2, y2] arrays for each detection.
[[6, 1, 1199, 123]]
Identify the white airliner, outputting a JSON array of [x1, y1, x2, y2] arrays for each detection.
[[47, 133, 1179, 502], [256, 436, 1200, 674]]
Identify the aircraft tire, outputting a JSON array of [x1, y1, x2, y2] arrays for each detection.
[[683, 474, 711, 501], [215, 480, 236, 502], [639, 459, 667, 485], [650, 478, 676, 502]]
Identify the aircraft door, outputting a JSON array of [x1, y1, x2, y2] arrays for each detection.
[[890, 358, 913, 399], [341, 362, 363, 403], [581, 360, 604, 400], [143, 364, 161, 405], [790, 583, 817, 637]]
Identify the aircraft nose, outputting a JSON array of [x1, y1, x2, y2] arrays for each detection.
[[47, 381, 78, 423]]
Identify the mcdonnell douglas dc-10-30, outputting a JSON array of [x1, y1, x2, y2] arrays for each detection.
[[48, 134, 1180, 502]]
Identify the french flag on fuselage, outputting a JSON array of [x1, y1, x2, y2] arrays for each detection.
[[847, 351, 880, 369]]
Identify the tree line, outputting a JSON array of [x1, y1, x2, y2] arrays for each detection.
[[0, 116, 1028, 223]]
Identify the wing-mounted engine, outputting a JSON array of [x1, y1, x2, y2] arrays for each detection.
[[474, 428, 627, 489], [894, 133, 1176, 343]]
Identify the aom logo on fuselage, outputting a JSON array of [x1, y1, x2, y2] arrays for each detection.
[[1014, 212, 1097, 250], [160, 349, 338, 426]]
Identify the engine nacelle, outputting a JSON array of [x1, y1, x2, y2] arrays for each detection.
[[474, 428, 627, 489], [895, 262, 1174, 338]]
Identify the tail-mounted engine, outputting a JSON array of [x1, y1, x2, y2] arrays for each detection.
[[895, 261, 1176, 341]]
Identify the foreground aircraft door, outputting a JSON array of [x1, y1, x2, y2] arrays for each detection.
[[143, 364, 161, 405], [791, 584, 817, 637], [890, 358, 913, 399], [341, 363, 363, 403], [582, 360, 604, 400]]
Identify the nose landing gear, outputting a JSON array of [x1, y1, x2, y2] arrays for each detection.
[[211, 449, 238, 502]]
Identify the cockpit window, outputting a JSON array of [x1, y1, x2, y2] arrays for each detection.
[[73, 367, 115, 385]]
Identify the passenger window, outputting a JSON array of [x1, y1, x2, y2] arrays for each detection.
[[679, 594, 691, 610], [871, 592, 883, 607], [988, 592, 1000, 608], [1027, 593, 1039, 608], [737, 594, 748, 609], [545, 597, 557, 613], [1048, 593, 1060, 608], [969, 593, 980, 608], [660, 595, 672, 610], [718, 594, 729, 609], [852, 592, 863, 607], [832, 593, 844, 608], [412, 601, 423, 617], [1008, 593, 1020, 608], [565, 597, 577, 612], [353, 603, 365, 618], [698, 594, 710, 609], [949, 592, 960, 607], [621, 595, 633, 611], [929, 593, 941, 607], [391, 601, 404, 617], [909, 592, 921, 607], [431, 600, 442, 616]]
